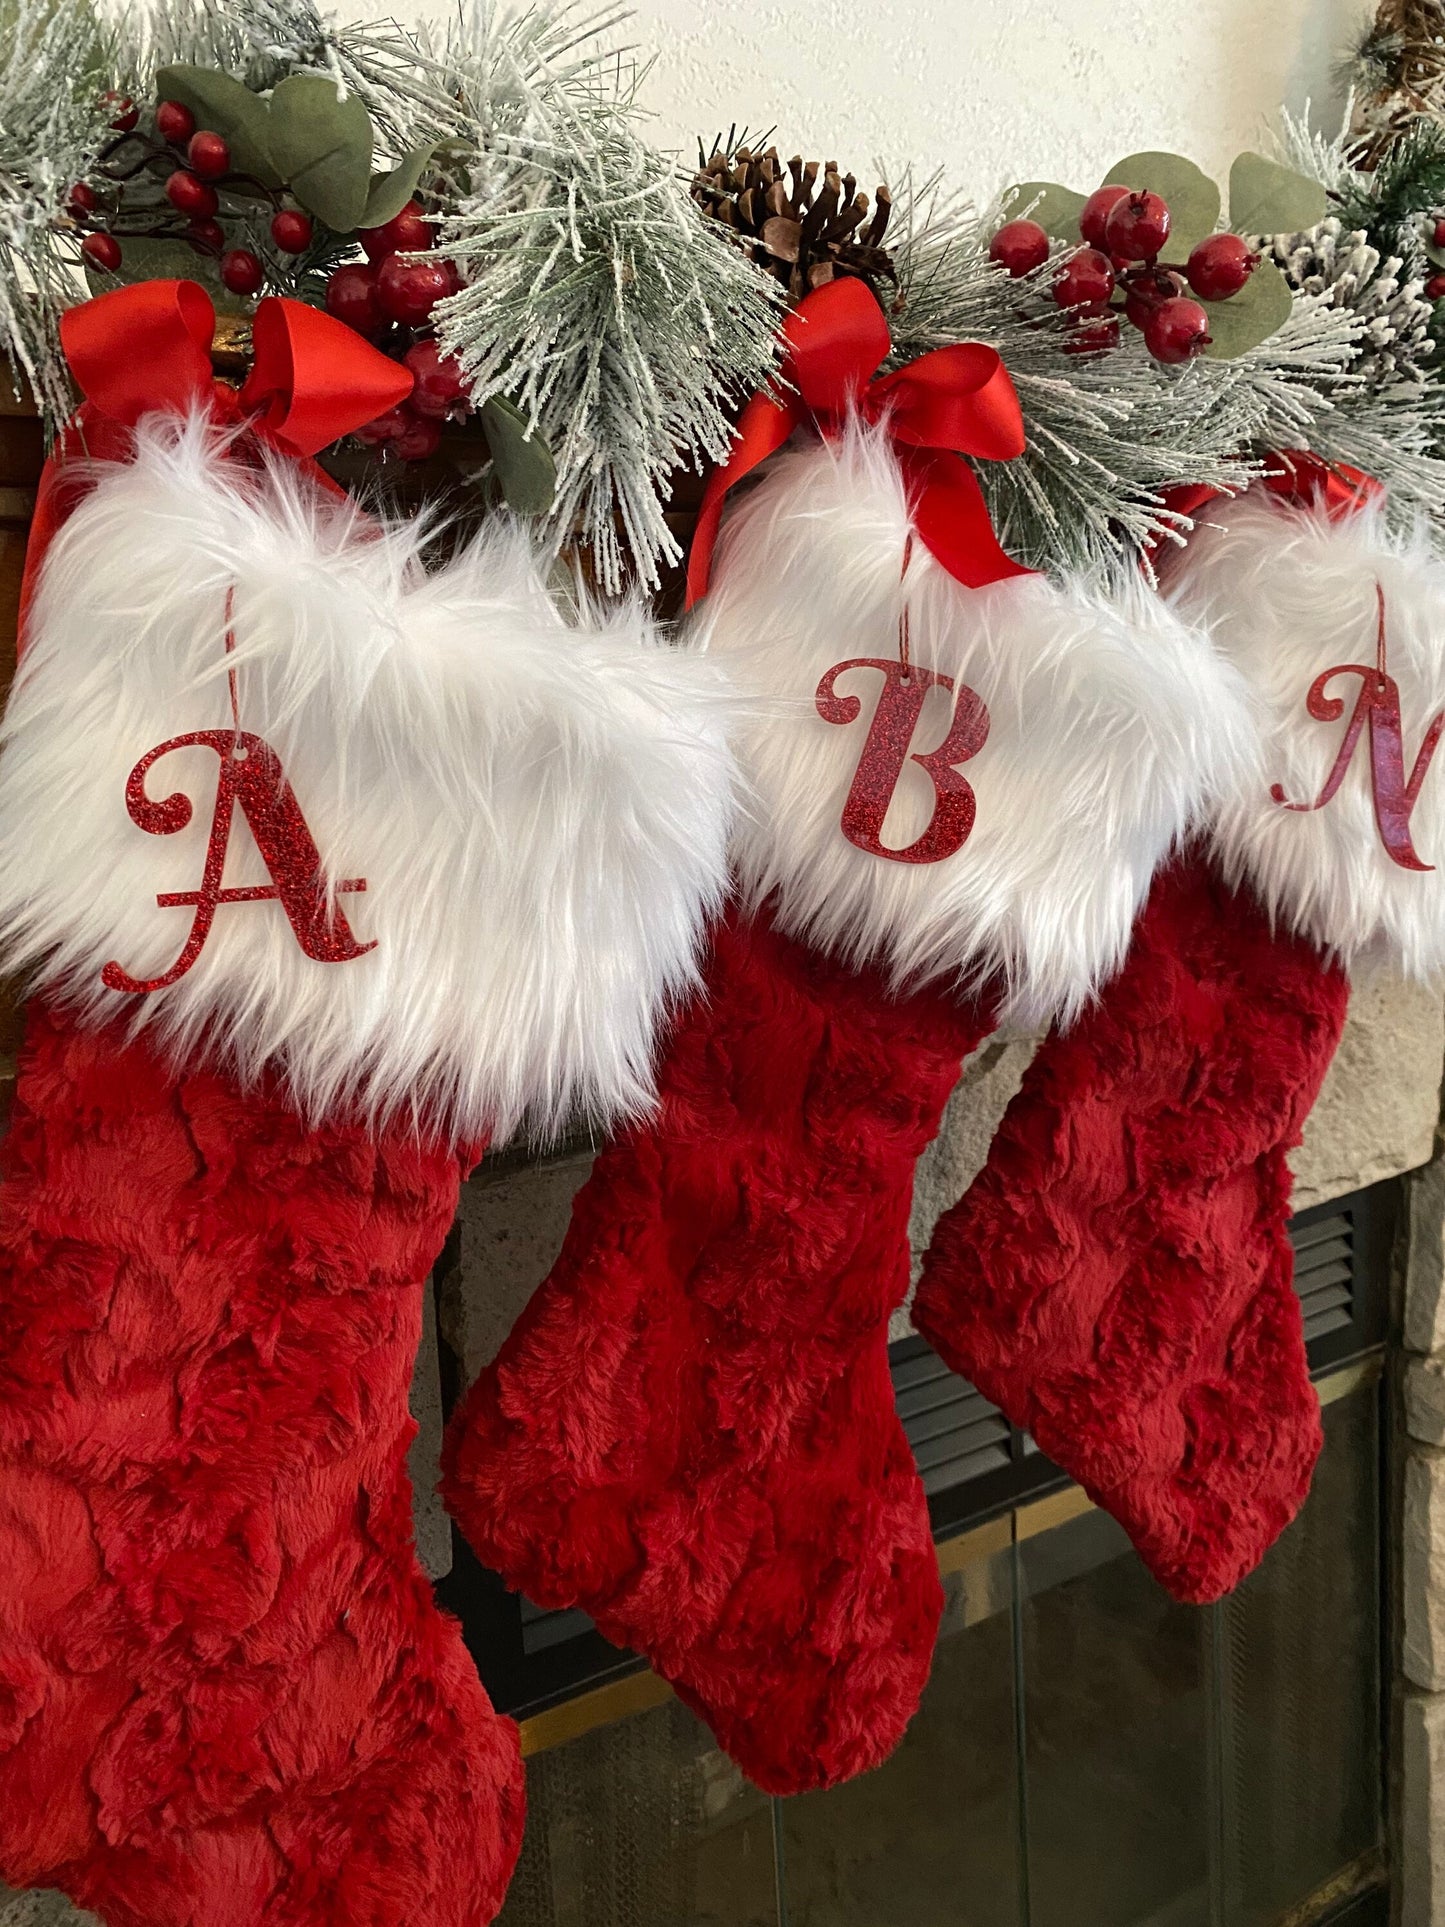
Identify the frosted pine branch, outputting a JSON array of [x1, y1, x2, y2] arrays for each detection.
[[0, 0, 118, 424], [432, 80, 782, 589]]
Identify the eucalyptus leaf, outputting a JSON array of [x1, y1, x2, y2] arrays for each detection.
[[480, 396, 556, 515], [1103, 150, 1220, 259], [1426, 238, 1445, 269], [1200, 256, 1295, 358], [155, 65, 279, 187], [266, 74, 374, 233], [1228, 152, 1327, 237], [360, 145, 436, 230], [1000, 180, 1085, 243]]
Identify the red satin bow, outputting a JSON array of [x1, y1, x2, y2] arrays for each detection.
[[59, 277, 411, 457], [686, 277, 1029, 607], [1156, 452, 1381, 549], [21, 280, 412, 649], [1261, 450, 1381, 516]]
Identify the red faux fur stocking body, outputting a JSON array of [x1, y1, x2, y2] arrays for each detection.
[[443, 905, 991, 1793], [913, 855, 1349, 1602], [0, 1004, 523, 1927]]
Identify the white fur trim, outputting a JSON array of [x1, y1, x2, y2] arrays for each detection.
[[0, 413, 738, 1144], [691, 425, 1253, 1023], [1162, 489, 1445, 978]]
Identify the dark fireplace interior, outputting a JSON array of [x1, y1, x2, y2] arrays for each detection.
[[436, 1182, 1397, 1927]]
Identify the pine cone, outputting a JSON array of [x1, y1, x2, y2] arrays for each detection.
[[692, 144, 895, 301], [1267, 214, 1436, 386]]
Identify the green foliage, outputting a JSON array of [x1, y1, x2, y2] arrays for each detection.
[[1103, 151, 1220, 255], [360, 145, 434, 229], [0, 0, 116, 423], [1336, 117, 1445, 264], [1227, 151, 1326, 235], [480, 394, 556, 513], [265, 73, 373, 229], [154, 64, 279, 182], [1200, 257, 1295, 360], [997, 181, 1084, 242], [428, 8, 782, 589]]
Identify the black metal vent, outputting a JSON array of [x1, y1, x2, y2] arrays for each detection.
[[892, 1337, 1012, 1495], [1293, 1210, 1355, 1344]]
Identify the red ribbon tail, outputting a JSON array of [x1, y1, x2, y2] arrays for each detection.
[[900, 448, 1031, 590], [685, 391, 802, 608]]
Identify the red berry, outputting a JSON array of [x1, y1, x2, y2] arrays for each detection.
[[1122, 266, 1185, 329], [220, 248, 264, 296], [1143, 295, 1212, 363], [1065, 308, 1121, 355], [1186, 232, 1258, 301], [270, 209, 313, 254], [67, 181, 96, 216], [403, 339, 470, 419], [355, 404, 411, 446], [326, 263, 385, 337], [1433, 218, 1445, 248], [376, 254, 453, 325], [103, 92, 138, 132], [1428, 273, 1445, 301], [1079, 184, 1131, 250], [359, 200, 433, 262], [80, 231, 121, 272], [155, 99, 195, 145], [186, 217, 225, 254], [988, 218, 1050, 278], [187, 130, 231, 180], [1103, 190, 1171, 262], [393, 410, 443, 461], [1052, 246, 1114, 309], [166, 170, 219, 219]]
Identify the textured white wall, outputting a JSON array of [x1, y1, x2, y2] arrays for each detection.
[[369, 0, 1372, 195]]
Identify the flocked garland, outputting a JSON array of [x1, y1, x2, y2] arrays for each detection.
[[4, 0, 1445, 587]]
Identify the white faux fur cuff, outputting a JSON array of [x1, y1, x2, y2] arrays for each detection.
[[1163, 489, 1445, 978], [691, 426, 1253, 1023], [0, 413, 738, 1144]]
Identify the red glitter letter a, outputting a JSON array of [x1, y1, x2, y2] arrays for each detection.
[[102, 730, 375, 994]]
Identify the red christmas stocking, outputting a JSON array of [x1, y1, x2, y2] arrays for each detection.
[[916, 475, 1445, 1600], [0, 288, 736, 1923], [914, 854, 1346, 1602], [446, 904, 989, 1794], [442, 319, 1255, 1793], [0, 1005, 522, 1927]]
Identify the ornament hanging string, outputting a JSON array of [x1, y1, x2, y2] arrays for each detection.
[[897, 531, 914, 683], [686, 277, 1031, 605]]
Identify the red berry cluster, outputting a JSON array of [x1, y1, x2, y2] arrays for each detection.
[[989, 181, 1260, 364], [325, 203, 468, 462], [71, 92, 314, 292], [68, 93, 470, 466]]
